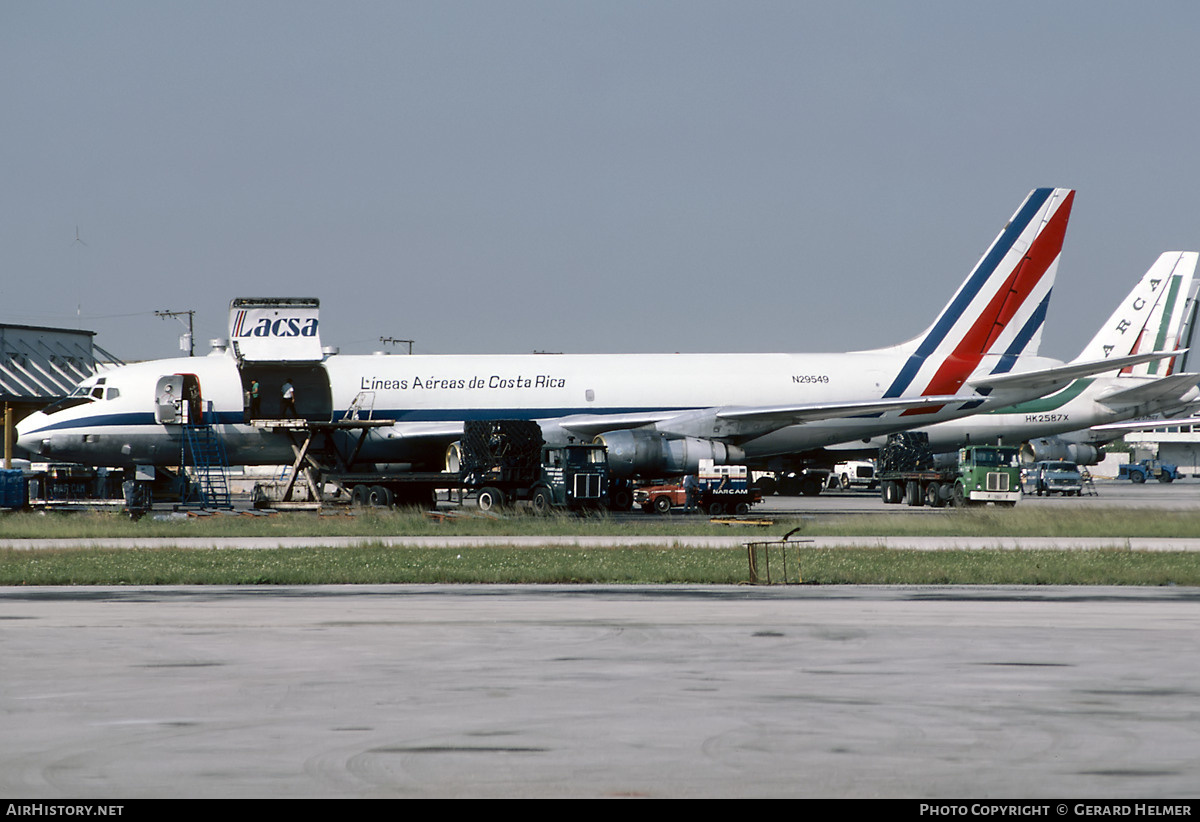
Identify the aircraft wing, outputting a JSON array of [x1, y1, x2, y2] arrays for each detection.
[[713, 395, 964, 426], [555, 411, 683, 438], [556, 395, 965, 441], [1095, 373, 1200, 407], [368, 396, 971, 447], [969, 350, 1188, 395], [382, 391, 1045, 447]]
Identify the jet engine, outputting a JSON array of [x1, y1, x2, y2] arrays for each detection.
[[1020, 437, 1102, 466], [593, 429, 745, 477]]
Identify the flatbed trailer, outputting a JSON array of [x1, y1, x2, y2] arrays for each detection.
[[319, 469, 461, 508]]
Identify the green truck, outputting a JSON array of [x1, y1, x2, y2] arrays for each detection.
[[878, 432, 1022, 508]]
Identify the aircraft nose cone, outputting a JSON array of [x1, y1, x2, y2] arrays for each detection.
[[14, 418, 47, 457]]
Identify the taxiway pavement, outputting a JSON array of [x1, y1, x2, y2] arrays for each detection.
[[2, 584, 1198, 798]]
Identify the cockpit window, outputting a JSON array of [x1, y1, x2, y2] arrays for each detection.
[[42, 381, 102, 415], [42, 395, 95, 415], [107, 387, 120, 400]]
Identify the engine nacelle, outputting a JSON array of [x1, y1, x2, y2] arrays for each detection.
[[445, 441, 463, 473], [1020, 437, 1102, 465], [593, 429, 745, 477]]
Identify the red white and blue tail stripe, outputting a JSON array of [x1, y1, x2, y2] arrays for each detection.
[[883, 187, 1074, 407]]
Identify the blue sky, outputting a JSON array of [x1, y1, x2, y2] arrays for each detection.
[[5, 1, 1200, 362]]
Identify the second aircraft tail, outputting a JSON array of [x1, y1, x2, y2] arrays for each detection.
[[1073, 251, 1199, 374]]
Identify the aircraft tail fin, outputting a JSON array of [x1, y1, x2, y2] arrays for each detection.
[[883, 187, 1074, 400], [1074, 251, 1198, 375]]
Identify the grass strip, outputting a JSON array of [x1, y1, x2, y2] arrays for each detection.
[[7, 507, 1200, 539], [3, 545, 1199, 586]]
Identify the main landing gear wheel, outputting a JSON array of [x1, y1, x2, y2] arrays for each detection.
[[800, 477, 823, 496]]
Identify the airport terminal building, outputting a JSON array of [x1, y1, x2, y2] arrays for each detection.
[[0, 323, 122, 422], [1125, 425, 1200, 475]]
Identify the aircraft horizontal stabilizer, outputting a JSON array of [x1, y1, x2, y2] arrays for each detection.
[[969, 350, 1188, 395], [1094, 373, 1200, 407]]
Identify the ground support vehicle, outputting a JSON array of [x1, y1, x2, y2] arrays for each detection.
[[23, 463, 129, 510], [830, 460, 877, 490], [1029, 460, 1083, 496], [456, 420, 609, 513], [299, 419, 610, 513], [877, 433, 1021, 508], [636, 462, 763, 515], [1118, 459, 1185, 484]]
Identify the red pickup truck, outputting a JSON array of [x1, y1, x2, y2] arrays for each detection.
[[634, 480, 762, 515]]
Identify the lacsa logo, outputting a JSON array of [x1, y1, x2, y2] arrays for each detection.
[[231, 311, 319, 338]]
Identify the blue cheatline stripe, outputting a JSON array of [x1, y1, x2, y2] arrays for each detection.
[[32, 412, 160, 433], [882, 188, 1054, 399], [27, 407, 696, 434], [372, 406, 691, 423]]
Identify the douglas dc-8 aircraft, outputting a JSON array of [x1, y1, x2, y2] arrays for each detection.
[[843, 251, 1200, 464], [15, 188, 1180, 485]]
